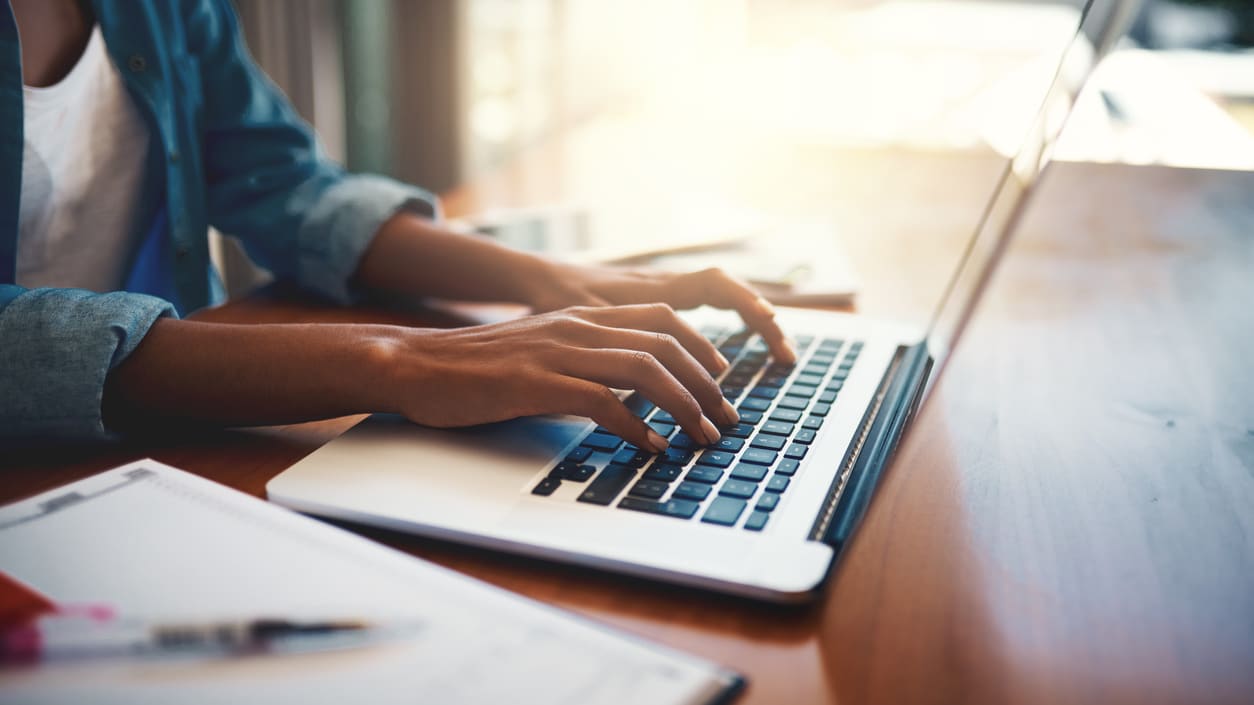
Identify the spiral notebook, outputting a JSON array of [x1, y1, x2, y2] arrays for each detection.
[[0, 460, 743, 705]]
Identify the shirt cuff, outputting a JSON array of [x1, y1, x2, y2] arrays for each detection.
[[0, 288, 176, 444], [296, 173, 442, 304]]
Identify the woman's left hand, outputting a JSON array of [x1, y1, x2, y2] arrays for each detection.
[[526, 262, 796, 364]]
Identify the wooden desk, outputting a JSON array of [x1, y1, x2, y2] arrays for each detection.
[[3, 161, 1252, 705]]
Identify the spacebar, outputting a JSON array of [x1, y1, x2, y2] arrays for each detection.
[[577, 464, 636, 506]]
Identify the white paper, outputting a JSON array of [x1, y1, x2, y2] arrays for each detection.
[[0, 462, 739, 705]]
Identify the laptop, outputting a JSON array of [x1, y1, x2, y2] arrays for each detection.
[[269, 1, 1123, 603]]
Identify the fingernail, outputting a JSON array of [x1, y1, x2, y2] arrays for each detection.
[[755, 296, 776, 317], [647, 430, 669, 453], [716, 351, 731, 373], [699, 416, 721, 445], [720, 398, 739, 425]]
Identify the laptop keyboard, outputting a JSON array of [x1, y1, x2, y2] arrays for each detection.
[[531, 328, 863, 532]]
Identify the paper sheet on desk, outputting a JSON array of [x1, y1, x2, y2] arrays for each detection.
[[0, 461, 740, 705]]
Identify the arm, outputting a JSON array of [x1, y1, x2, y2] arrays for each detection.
[[356, 212, 797, 362], [103, 306, 740, 453]]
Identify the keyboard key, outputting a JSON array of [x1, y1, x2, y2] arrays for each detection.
[[801, 364, 829, 378], [787, 384, 817, 398], [802, 415, 824, 430], [738, 410, 764, 425], [776, 459, 801, 476], [702, 497, 747, 526], [739, 397, 772, 412], [723, 423, 755, 439], [777, 395, 809, 410], [583, 432, 623, 452], [566, 447, 593, 463], [756, 375, 787, 389], [697, 450, 736, 468], [810, 403, 832, 417], [769, 409, 803, 423], [629, 479, 669, 499], [561, 464, 596, 482], [794, 429, 817, 445], [761, 421, 795, 436], [721, 386, 744, 401], [749, 434, 786, 452], [618, 497, 700, 519], [744, 511, 770, 531], [713, 436, 745, 453], [755, 493, 780, 512], [577, 465, 637, 505], [819, 338, 843, 350], [818, 390, 838, 404], [825, 380, 844, 393], [719, 480, 758, 499], [629, 398, 656, 418], [808, 354, 835, 366], [748, 386, 779, 400], [670, 433, 699, 450], [831, 369, 849, 381], [662, 447, 695, 465], [765, 475, 790, 493], [647, 421, 676, 437], [613, 447, 652, 468], [549, 460, 584, 479], [796, 374, 824, 387], [672, 481, 712, 501], [643, 463, 683, 482], [730, 463, 768, 482], [532, 477, 561, 496], [686, 466, 724, 484], [741, 448, 778, 466], [784, 444, 808, 460], [652, 409, 676, 424]]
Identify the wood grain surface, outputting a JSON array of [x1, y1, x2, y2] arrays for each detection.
[[2, 161, 1251, 705]]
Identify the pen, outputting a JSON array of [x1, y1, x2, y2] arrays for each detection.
[[0, 609, 377, 664]]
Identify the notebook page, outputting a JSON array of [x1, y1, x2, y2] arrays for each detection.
[[0, 461, 741, 705]]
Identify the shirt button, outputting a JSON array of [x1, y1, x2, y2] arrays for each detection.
[[127, 54, 147, 72]]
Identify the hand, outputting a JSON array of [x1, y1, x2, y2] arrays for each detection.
[[524, 262, 796, 364], [376, 304, 742, 452]]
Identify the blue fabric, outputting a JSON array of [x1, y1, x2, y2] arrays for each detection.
[[0, 0, 440, 443]]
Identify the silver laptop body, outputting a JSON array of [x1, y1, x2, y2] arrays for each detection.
[[269, 1, 1120, 603]]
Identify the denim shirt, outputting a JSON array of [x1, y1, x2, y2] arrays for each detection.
[[0, 0, 438, 444]]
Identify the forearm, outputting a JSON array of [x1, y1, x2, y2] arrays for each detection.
[[353, 211, 554, 305], [101, 318, 400, 432]]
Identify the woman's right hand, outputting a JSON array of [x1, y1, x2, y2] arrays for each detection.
[[372, 304, 740, 453]]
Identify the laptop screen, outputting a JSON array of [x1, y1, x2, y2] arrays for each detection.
[[920, 0, 1123, 396]]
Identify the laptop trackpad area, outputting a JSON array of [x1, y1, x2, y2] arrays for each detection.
[[268, 413, 588, 525]]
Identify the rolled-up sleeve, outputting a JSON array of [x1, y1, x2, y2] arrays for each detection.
[[295, 174, 439, 304], [0, 286, 175, 444], [187, 0, 440, 305]]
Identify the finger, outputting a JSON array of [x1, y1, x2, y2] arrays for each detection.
[[665, 269, 796, 364], [531, 290, 611, 313], [554, 323, 736, 427], [557, 348, 722, 446], [574, 303, 729, 375], [549, 376, 668, 453]]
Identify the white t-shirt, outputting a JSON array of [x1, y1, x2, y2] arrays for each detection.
[[16, 25, 151, 292]]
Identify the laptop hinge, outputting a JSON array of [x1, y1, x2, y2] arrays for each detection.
[[808, 341, 931, 547]]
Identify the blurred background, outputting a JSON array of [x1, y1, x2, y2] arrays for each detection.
[[218, 0, 1254, 313], [232, 0, 1254, 191]]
